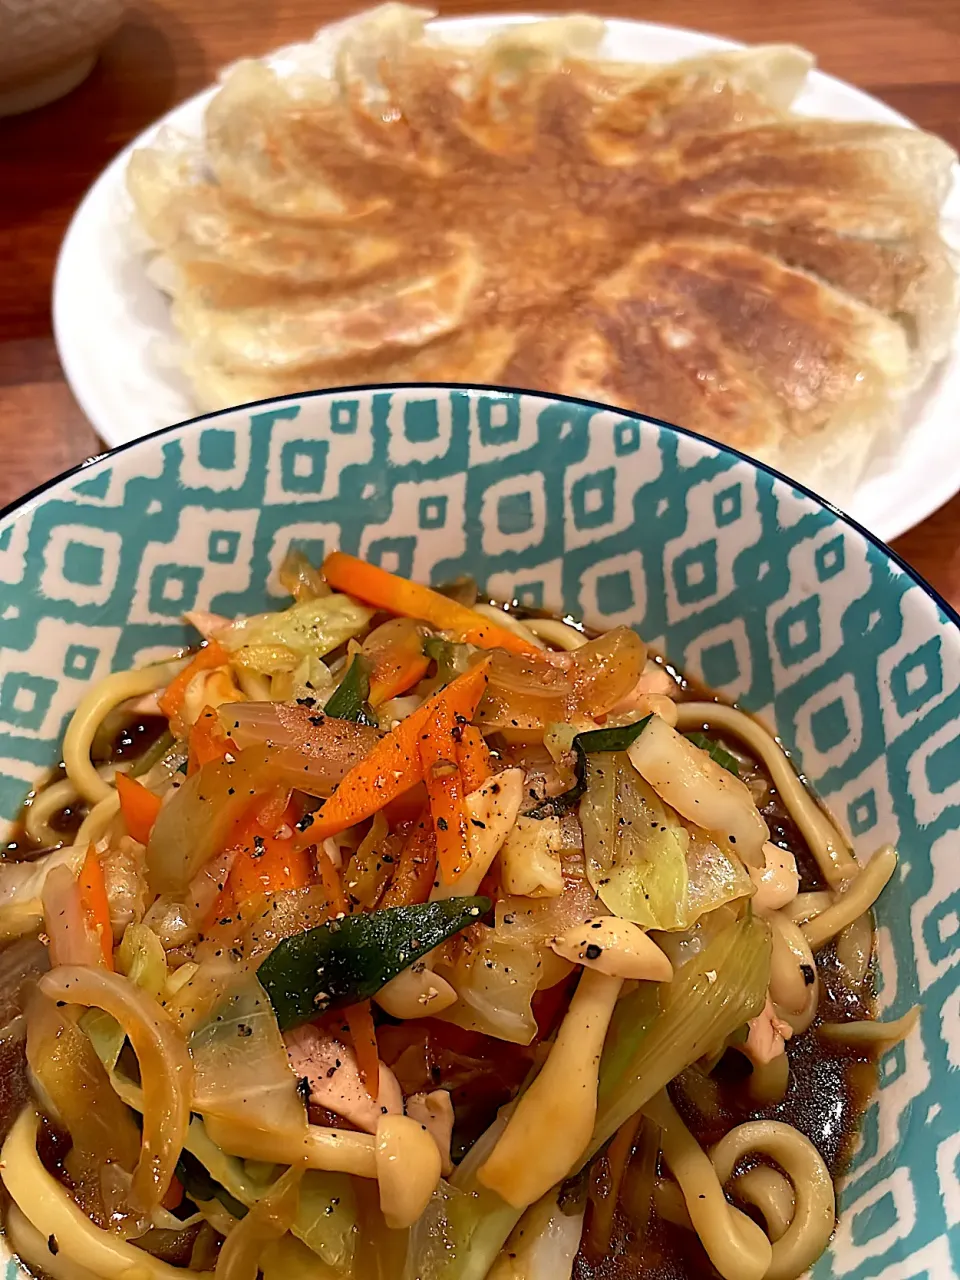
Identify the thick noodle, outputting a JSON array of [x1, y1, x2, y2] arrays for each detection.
[[643, 1090, 772, 1280], [675, 703, 855, 887], [63, 663, 182, 806], [802, 846, 896, 951], [711, 1119, 835, 1280]]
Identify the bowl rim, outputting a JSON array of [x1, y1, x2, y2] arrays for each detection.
[[5, 379, 958, 633]]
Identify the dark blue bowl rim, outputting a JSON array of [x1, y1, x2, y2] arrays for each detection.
[[4, 380, 957, 634]]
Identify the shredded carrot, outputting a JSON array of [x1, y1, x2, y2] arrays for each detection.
[[228, 803, 314, 902], [323, 552, 541, 656], [158, 641, 229, 733], [255, 784, 292, 832], [368, 636, 431, 708], [115, 772, 162, 845], [381, 811, 437, 907], [420, 702, 470, 885], [296, 658, 491, 846], [161, 1175, 184, 1212], [345, 1001, 380, 1102], [316, 843, 347, 915], [382, 782, 429, 828], [78, 845, 114, 970], [187, 705, 236, 776], [456, 725, 492, 794]]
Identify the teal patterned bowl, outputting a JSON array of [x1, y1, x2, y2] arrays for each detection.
[[0, 385, 958, 1278]]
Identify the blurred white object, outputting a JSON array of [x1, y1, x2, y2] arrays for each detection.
[[0, 0, 122, 116]]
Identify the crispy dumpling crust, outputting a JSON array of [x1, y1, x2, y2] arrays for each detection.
[[127, 4, 958, 503]]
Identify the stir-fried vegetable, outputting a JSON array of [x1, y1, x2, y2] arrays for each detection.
[[190, 970, 306, 1145], [364, 617, 431, 706], [685, 732, 741, 777], [39, 965, 192, 1213], [591, 912, 772, 1151], [436, 925, 543, 1045], [158, 641, 228, 735], [257, 897, 490, 1028], [3, 546, 878, 1280], [478, 630, 645, 734], [526, 718, 651, 819], [25, 988, 141, 1228], [324, 653, 378, 725], [627, 717, 768, 866], [216, 594, 374, 662], [580, 753, 689, 930], [116, 772, 163, 844], [322, 552, 541, 656], [0, 844, 86, 943], [294, 659, 491, 847]]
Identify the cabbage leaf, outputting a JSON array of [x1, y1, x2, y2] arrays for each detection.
[[218, 595, 373, 661]]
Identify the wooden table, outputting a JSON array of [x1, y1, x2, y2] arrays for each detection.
[[2, 0, 959, 601]]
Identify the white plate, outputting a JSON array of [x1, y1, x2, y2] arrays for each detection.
[[52, 13, 960, 543]]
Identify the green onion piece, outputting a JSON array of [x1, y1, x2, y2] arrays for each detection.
[[175, 1149, 248, 1219], [129, 729, 176, 778], [525, 716, 652, 819], [684, 732, 741, 777], [324, 655, 378, 726], [257, 896, 490, 1029]]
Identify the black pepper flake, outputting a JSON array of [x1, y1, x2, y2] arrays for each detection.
[[296, 696, 317, 708], [297, 1076, 311, 1104], [585, 944, 603, 961], [470, 818, 487, 829], [237, 1023, 253, 1037], [800, 963, 816, 986], [47, 1237, 59, 1257], [451, 723, 464, 744], [252, 835, 266, 858], [309, 715, 326, 727], [436, 817, 449, 831], [227, 787, 235, 796], [296, 813, 315, 832]]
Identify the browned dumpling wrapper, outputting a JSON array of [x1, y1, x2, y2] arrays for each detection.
[[126, 4, 958, 504]]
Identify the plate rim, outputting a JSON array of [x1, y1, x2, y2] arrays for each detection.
[[51, 10, 960, 544]]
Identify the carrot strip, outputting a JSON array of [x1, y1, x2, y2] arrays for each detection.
[[420, 703, 470, 885], [158, 641, 228, 733], [162, 1176, 184, 1213], [228, 803, 314, 902], [382, 782, 429, 828], [323, 552, 540, 657], [316, 844, 347, 915], [187, 705, 236, 776], [297, 658, 491, 846], [456, 725, 492, 795], [345, 1001, 380, 1102], [78, 845, 114, 970], [381, 811, 437, 907], [368, 641, 431, 708], [115, 772, 162, 845]]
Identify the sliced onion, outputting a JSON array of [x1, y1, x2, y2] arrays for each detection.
[[148, 732, 375, 898], [214, 1165, 302, 1280], [222, 704, 379, 788], [42, 864, 104, 968], [39, 966, 192, 1213], [478, 627, 645, 733]]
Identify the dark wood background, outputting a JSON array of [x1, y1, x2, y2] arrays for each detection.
[[2, 0, 959, 601]]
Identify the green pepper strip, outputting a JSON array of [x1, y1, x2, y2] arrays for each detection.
[[324, 654, 378, 726], [524, 715, 653, 819], [684, 731, 740, 777], [257, 896, 490, 1030]]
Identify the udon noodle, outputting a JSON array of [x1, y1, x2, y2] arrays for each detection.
[[0, 549, 913, 1280]]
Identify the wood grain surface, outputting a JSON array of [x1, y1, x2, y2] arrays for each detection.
[[2, 0, 958, 601]]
